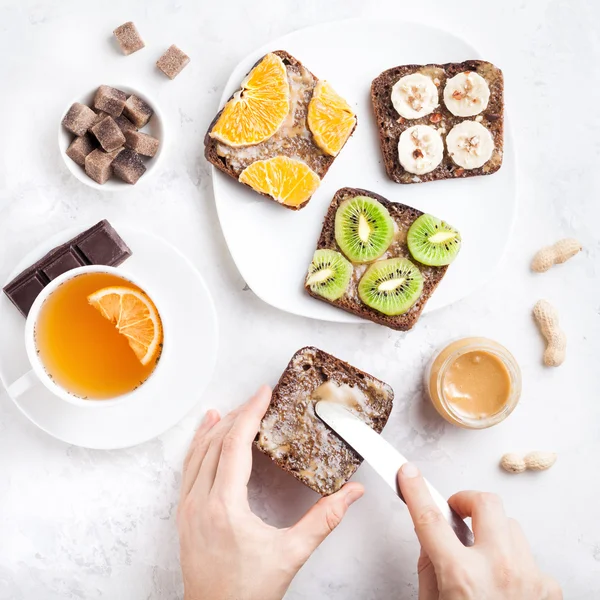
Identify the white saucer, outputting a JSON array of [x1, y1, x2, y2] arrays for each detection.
[[0, 223, 218, 449], [212, 19, 516, 324]]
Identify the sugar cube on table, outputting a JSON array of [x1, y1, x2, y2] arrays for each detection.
[[113, 22, 145, 55], [94, 85, 127, 117], [156, 45, 190, 79], [112, 149, 146, 184], [91, 116, 126, 152], [114, 114, 137, 134], [123, 95, 153, 128], [62, 103, 97, 136], [85, 148, 121, 184], [124, 130, 159, 157], [66, 134, 96, 166]]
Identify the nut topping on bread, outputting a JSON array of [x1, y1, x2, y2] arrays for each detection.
[[444, 71, 490, 117], [398, 125, 444, 175], [391, 73, 439, 119], [446, 121, 495, 169], [255, 347, 394, 495]]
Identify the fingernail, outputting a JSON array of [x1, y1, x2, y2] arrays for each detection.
[[401, 462, 420, 478], [202, 409, 216, 424], [344, 488, 364, 506]]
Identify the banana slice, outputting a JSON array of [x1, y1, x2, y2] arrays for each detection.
[[391, 73, 439, 120], [444, 71, 490, 117], [446, 121, 494, 169], [398, 125, 444, 175]]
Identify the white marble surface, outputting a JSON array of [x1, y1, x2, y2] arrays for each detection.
[[0, 0, 599, 598]]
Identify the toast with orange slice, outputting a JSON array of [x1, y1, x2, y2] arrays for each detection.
[[204, 50, 356, 210]]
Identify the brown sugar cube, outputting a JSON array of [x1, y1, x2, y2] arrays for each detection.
[[124, 130, 159, 157], [123, 95, 153, 128], [91, 116, 126, 152], [62, 103, 97, 136], [112, 149, 146, 184], [93, 85, 127, 117], [92, 110, 110, 126], [66, 134, 96, 166], [85, 148, 121, 184], [114, 114, 137, 134], [113, 22, 145, 55], [156, 45, 190, 79]]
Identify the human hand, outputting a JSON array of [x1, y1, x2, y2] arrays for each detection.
[[177, 385, 364, 600], [397, 463, 562, 600]]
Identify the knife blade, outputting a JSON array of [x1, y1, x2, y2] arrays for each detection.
[[315, 401, 474, 547]]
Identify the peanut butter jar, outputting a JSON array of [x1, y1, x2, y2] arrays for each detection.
[[425, 337, 521, 429]]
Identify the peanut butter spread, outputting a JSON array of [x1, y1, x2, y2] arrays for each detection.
[[442, 350, 511, 419]]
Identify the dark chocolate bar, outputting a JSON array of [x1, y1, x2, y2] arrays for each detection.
[[3, 220, 131, 317]]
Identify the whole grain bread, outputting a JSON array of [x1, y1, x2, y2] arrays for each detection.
[[371, 60, 504, 184], [204, 50, 356, 210], [305, 187, 448, 331], [255, 346, 394, 495]]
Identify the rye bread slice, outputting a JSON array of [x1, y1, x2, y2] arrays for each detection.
[[305, 187, 448, 331], [255, 346, 394, 495], [205, 50, 356, 210], [371, 60, 504, 184]]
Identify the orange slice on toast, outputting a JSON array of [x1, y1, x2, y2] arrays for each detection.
[[239, 156, 321, 207], [210, 53, 290, 147], [308, 80, 356, 156], [88, 286, 163, 366]]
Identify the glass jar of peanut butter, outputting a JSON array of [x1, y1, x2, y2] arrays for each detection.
[[425, 337, 521, 429]]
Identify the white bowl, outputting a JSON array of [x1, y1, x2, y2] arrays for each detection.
[[58, 85, 165, 192]]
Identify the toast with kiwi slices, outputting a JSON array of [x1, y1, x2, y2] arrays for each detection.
[[304, 188, 461, 331]]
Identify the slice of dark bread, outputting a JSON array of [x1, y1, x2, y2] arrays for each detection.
[[205, 50, 356, 210], [371, 60, 503, 184], [305, 187, 448, 331], [255, 346, 394, 495]]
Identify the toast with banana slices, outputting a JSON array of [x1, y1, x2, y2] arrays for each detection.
[[371, 60, 503, 184]]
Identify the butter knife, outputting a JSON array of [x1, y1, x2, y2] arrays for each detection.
[[315, 401, 474, 547]]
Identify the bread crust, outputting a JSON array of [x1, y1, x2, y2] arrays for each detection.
[[305, 187, 448, 331], [371, 60, 504, 184], [204, 50, 356, 210], [254, 346, 394, 495]]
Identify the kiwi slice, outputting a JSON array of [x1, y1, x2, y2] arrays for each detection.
[[306, 249, 353, 301], [335, 196, 395, 263], [407, 214, 461, 266], [358, 258, 423, 316]]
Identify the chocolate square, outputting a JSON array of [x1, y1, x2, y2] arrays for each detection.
[[42, 251, 87, 280], [6, 274, 48, 317], [77, 228, 129, 265]]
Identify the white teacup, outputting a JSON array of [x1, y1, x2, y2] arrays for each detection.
[[7, 265, 164, 408]]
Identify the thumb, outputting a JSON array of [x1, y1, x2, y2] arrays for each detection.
[[286, 482, 364, 560]]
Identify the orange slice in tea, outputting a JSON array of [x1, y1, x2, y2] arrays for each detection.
[[239, 156, 321, 207], [307, 80, 356, 156], [209, 53, 290, 147], [87, 286, 162, 366]]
